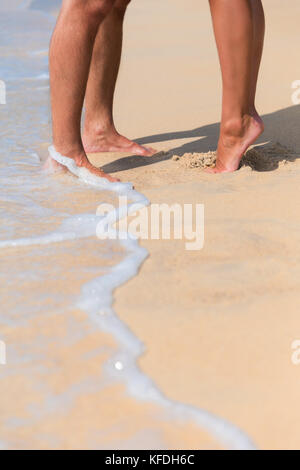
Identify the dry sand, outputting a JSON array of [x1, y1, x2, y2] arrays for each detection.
[[89, 0, 300, 450]]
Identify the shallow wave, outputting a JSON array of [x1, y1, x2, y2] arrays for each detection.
[[0, 1, 256, 449]]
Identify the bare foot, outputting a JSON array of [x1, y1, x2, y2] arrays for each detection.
[[206, 113, 264, 174], [46, 148, 120, 183], [43, 156, 66, 173], [76, 153, 120, 182], [83, 127, 156, 156]]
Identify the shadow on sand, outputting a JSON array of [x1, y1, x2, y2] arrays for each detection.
[[101, 105, 300, 174]]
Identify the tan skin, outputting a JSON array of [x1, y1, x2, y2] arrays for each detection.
[[48, 0, 153, 182], [48, 0, 265, 180], [207, 0, 265, 173], [82, 0, 155, 156]]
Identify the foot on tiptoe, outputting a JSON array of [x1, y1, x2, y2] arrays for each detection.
[[205, 113, 264, 174]]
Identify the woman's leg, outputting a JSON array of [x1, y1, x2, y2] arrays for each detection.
[[250, 0, 265, 119], [208, 0, 265, 173]]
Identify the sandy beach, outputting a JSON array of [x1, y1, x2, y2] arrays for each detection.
[[90, 0, 300, 449], [1, 0, 300, 450]]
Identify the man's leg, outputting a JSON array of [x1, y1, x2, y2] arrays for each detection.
[[48, 0, 119, 181], [208, 0, 264, 173], [83, 0, 154, 156]]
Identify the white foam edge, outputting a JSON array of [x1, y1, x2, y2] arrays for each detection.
[[78, 235, 256, 450], [0, 146, 257, 450], [49, 145, 134, 193]]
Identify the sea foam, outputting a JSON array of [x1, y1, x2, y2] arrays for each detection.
[[0, 141, 256, 449], [47, 147, 256, 450], [1, 0, 256, 449]]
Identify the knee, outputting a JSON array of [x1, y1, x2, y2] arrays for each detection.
[[64, 0, 117, 22], [92, 0, 117, 17], [112, 0, 132, 16]]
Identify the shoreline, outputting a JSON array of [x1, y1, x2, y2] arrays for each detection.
[[1, 146, 255, 449], [47, 149, 256, 450]]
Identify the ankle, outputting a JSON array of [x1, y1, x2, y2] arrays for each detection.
[[84, 117, 116, 137], [249, 103, 262, 118], [221, 114, 252, 140], [53, 142, 86, 160]]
